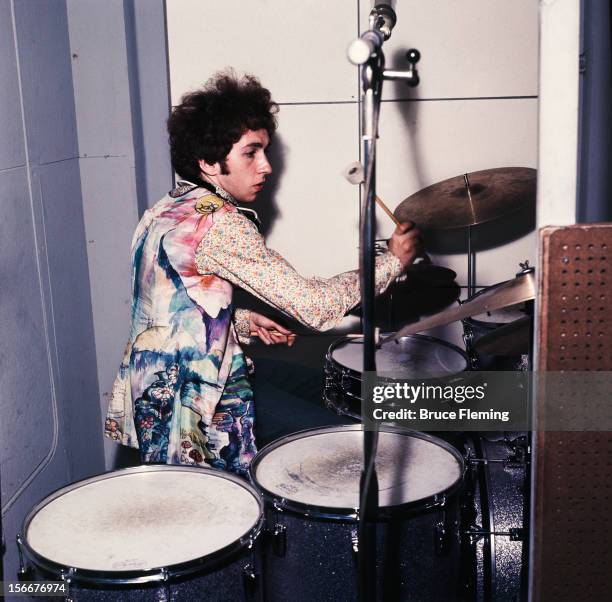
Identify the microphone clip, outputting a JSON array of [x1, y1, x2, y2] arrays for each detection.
[[369, 4, 397, 41]]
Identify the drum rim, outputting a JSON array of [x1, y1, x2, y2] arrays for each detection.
[[249, 424, 465, 521], [326, 333, 470, 378], [18, 464, 265, 586]]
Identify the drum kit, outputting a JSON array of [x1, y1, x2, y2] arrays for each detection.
[[16, 168, 535, 600]]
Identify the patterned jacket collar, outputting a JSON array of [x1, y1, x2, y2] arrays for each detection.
[[169, 180, 261, 230], [169, 179, 237, 206]]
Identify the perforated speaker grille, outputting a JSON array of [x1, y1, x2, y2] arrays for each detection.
[[533, 224, 612, 601]]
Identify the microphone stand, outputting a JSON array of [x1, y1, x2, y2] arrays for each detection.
[[348, 6, 420, 600], [358, 53, 383, 602]]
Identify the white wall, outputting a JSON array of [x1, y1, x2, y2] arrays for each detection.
[[537, 0, 580, 227], [166, 0, 539, 344]]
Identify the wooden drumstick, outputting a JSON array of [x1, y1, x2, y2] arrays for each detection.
[[342, 162, 400, 226], [375, 195, 401, 226], [342, 161, 429, 263]]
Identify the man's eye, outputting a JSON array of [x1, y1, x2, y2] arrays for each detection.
[[245, 151, 256, 158]]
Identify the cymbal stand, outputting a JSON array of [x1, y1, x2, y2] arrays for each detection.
[[464, 174, 477, 298], [348, 5, 420, 599]]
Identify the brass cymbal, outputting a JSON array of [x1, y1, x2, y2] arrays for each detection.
[[473, 315, 531, 356], [383, 270, 536, 343], [394, 167, 537, 229]]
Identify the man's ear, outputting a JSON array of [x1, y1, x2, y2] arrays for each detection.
[[198, 158, 220, 177]]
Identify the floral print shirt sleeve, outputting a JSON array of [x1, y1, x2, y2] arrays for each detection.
[[233, 307, 252, 344], [195, 211, 402, 331]]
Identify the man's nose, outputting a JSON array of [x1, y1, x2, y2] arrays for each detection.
[[259, 155, 272, 174]]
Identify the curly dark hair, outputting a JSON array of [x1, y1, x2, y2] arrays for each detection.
[[167, 71, 278, 181]]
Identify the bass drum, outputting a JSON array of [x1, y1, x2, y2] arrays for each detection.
[[18, 465, 264, 601], [324, 334, 470, 420], [251, 425, 466, 602], [461, 433, 530, 602]]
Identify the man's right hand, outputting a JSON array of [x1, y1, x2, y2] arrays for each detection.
[[387, 221, 422, 268]]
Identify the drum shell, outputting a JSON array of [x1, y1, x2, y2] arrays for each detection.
[[261, 502, 462, 602], [18, 465, 265, 602], [24, 548, 261, 602]]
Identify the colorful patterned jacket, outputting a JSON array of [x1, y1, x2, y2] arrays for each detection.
[[105, 184, 256, 474]]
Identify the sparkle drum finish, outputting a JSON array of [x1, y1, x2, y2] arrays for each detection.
[[324, 334, 470, 420], [461, 434, 529, 601], [250, 425, 466, 601], [18, 465, 264, 601]]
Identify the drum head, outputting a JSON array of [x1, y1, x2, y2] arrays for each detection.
[[252, 426, 463, 513], [331, 335, 467, 377], [24, 466, 262, 573]]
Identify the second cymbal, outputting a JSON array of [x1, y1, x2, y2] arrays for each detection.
[[383, 269, 536, 344]]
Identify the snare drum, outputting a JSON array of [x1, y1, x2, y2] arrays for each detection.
[[462, 283, 529, 370], [18, 465, 264, 601], [250, 425, 465, 601], [324, 334, 470, 419]]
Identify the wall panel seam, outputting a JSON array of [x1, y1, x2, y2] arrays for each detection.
[[2, 0, 61, 516]]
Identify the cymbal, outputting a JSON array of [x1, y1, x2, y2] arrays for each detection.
[[382, 270, 535, 343], [394, 167, 536, 229], [473, 315, 531, 356]]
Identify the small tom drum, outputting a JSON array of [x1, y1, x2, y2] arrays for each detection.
[[324, 334, 470, 419], [18, 465, 264, 601]]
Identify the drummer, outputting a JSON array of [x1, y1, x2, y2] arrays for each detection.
[[105, 70, 421, 475]]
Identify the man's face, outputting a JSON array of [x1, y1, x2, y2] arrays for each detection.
[[201, 129, 272, 203]]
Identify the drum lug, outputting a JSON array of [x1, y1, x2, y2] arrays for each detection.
[[462, 331, 473, 350], [432, 493, 447, 508], [351, 528, 359, 554], [340, 368, 352, 392], [324, 369, 335, 392], [271, 523, 287, 557], [505, 434, 531, 463], [242, 563, 259, 599], [434, 521, 451, 556], [462, 332, 479, 368], [60, 569, 76, 602], [464, 524, 484, 545], [349, 528, 358, 572]]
